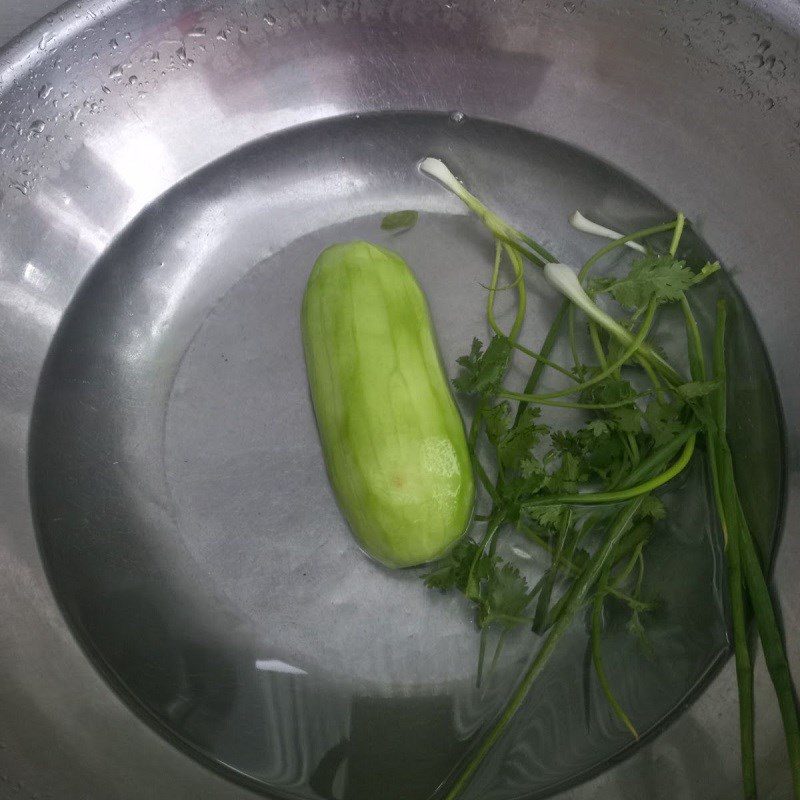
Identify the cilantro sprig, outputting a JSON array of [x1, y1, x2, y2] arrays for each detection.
[[419, 159, 799, 800]]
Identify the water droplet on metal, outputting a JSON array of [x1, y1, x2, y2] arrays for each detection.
[[176, 46, 187, 61], [449, 110, 465, 124], [563, 1, 576, 12], [38, 84, 53, 100], [239, 25, 249, 34], [265, 14, 276, 25], [29, 120, 45, 133], [188, 26, 206, 37], [38, 32, 55, 50], [109, 37, 119, 49], [763, 97, 775, 110], [749, 53, 764, 67], [216, 30, 229, 41], [109, 64, 124, 78], [758, 39, 770, 53], [128, 75, 138, 85]]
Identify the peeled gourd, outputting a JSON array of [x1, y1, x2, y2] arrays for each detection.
[[302, 241, 475, 568]]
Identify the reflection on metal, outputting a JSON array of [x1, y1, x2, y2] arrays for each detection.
[[255, 659, 308, 676]]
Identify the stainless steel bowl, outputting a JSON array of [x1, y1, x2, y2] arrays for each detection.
[[1, 2, 799, 799]]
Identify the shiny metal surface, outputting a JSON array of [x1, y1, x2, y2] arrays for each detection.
[[1, 1, 799, 799]]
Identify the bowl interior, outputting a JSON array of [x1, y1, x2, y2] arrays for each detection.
[[29, 112, 784, 799]]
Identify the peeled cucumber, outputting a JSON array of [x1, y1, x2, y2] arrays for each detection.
[[302, 241, 475, 568]]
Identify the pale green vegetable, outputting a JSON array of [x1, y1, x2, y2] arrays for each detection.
[[302, 241, 475, 568]]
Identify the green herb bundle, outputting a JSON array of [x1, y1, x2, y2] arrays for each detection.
[[416, 158, 799, 800]]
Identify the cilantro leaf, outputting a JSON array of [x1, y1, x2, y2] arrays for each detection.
[[637, 495, 666, 521], [582, 377, 643, 433], [453, 336, 512, 398], [585, 432, 625, 480], [600, 254, 696, 311], [424, 539, 492, 596], [499, 459, 548, 521], [587, 377, 638, 405], [480, 563, 531, 628], [485, 404, 549, 473], [645, 399, 684, 447], [522, 503, 569, 531], [546, 451, 588, 494], [482, 402, 512, 445], [380, 210, 419, 231], [585, 419, 612, 437], [694, 260, 721, 284], [612, 406, 644, 433], [550, 430, 585, 458]]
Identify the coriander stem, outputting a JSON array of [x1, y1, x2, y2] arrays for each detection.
[[577, 220, 678, 281], [544, 262, 683, 386], [611, 543, 644, 589], [521, 523, 646, 609], [523, 434, 695, 507], [712, 300, 798, 798], [621, 426, 696, 487], [637, 355, 664, 391], [419, 158, 551, 267], [518, 299, 658, 403], [634, 550, 645, 597], [626, 432, 640, 466], [513, 218, 675, 423], [669, 212, 686, 257], [489, 631, 509, 679], [732, 480, 800, 799], [592, 585, 639, 739], [443, 499, 645, 800], [513, 300, 570, 424], [486, 243, 528, 347], [500, 388, 655, 410], [486, 241, 505, 339], [718, 477, 756, 798], [568, 305, 582, 371], [474, 459, 499, 503], [681, 295, 707, 393], [467, 513, 504, 596], [589, 320, 609, 369], [476, 627, 488, 688], [506, 243, 527, 344], [511, 340, 580, 380]]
